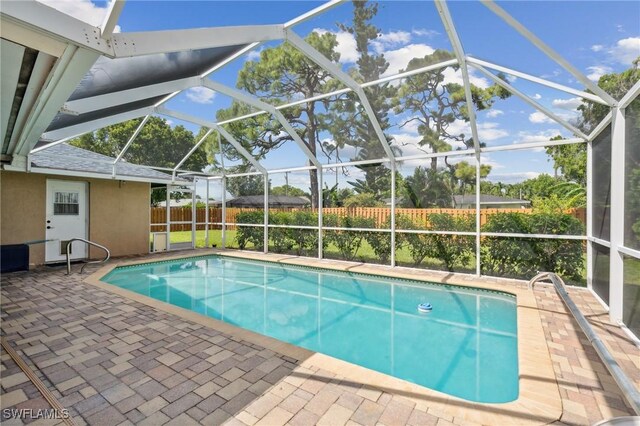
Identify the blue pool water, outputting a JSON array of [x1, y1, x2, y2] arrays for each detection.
[[102, 255, 519, 403]]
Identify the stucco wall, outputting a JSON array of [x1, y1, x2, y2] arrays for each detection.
[[0, 171, 150, 266]]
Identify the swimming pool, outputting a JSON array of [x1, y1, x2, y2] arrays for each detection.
[[102, 255, 519, 403]]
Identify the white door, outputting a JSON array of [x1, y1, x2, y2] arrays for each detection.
[[45, 180, 88, 263]]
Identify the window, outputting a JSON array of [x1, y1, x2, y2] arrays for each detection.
[[53, 192, 79, 215]]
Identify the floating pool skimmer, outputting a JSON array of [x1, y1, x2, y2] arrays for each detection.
[[417, 303, 433, 313]]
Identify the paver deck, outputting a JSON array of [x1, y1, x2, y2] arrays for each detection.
[[1, 249, 637, 425]]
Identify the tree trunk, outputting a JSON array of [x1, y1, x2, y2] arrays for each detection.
[[307, 103, 320, 209]]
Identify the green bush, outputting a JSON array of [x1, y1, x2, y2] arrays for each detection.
[[287, 211, 319, 256], [324, 214, 375, 261], [425, 213, 475, 272], [481, 212, 584, 281], [236, 211, 264, 250], [396, 213, 474, 271], [268, 211, 294, 253], [363, 216, 402, 264]]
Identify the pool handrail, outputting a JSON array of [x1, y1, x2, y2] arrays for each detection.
[[529, 272, 640, 415], [66, 238, 110, 275]]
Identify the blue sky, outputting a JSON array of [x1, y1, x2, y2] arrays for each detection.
[[40, 0, 640, 192]]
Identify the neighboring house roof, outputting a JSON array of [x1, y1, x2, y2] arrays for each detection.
[[225, 195, 310, 208], [30, 143, 183, 183], [453, 194, 531, 207]]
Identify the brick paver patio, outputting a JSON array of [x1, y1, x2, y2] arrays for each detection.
[[1, 251, 637, 426]]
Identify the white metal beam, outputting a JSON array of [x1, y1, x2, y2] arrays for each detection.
[[284, 29, 395, 160], [434, 1, 480, 153], [0, 0, 113, 56], [284, 0, 345, 28], [156, 107, 267, 174], [434, 0, 482, 276], [100, 0, 125, 38], [113, 115, 150, 164], [589, 111, 613, 142], [609, 106, 625, 321], [202, 80, 322, 168], [466, 56, 608, 106], [471, 63, 589, 140], [481, 0, 617, 106], [173, 128, 214, 172], [619, 79, 640, 110], [13, 45, 100, 159], [63, 77, 199, 115], [110, 25, 285, 58], [41, 106, 154, 141]]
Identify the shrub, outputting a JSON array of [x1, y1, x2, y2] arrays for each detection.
[[363, 216, 402, 264], [481, 212, 584, 281], [287, 211, 319, 256], [324, 214, 375, 261], [396, 214, 475, 271], [426, 213, 475, 272], [528, 213, 584, 282], [268, 211, 293, 253], [396, 214, 431, 267], [235, 211, 264, 250]]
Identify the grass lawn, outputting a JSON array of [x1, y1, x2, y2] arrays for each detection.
[[161, 230, 589, 283], [160, 230, 475, 273]]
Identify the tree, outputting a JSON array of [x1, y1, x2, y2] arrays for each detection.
[[454, 161, 491, 195], [343, 193, 384, 208], [226, 175, 265, 198], [328, 0, 398, 200], [402, 167, 452, 208], [545, 136, 586, 186], [543, 59, 639, 196], [270, 185, 308, 197], [393, 51, 510, 171], [213, 32, 342, 208], [70, 117, 209, 171]]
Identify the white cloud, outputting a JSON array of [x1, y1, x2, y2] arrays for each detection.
[[478, 122, 509, 141], [383, 44, 435, 75], [447, 120, 508, 144], [514, 129, 564, 144], [412, 28, 439, 38], [486, 109, 504, 118], [313, 28, 358, 64], [532, 93, 542, 100], [552, 97, 582, 110], [529, 111, 554, 124], [372, 30, 412, 53], [608, 37, 640, 64], [37, 0, 122, 32], [505, 74, 517, 83], [246, 49, 261, 61], [186, 87, 216, 104], [441, 67, 490, 89], [591, 44, 604, 52], [486, 172, 540, 184], [586, 65, 613, 82]]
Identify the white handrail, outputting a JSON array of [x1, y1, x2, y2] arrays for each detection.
[[529, 272, 640, 415], [66, 238, 110, 274]]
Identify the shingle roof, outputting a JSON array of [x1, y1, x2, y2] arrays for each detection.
[[31, 143, 181, 182]]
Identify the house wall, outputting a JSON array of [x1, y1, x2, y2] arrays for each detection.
[[0, 171, 150, 266]]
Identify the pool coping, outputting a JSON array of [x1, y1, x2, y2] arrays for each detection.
[[85, 249, 562, 425]]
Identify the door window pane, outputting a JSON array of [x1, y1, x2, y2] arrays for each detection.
[[54, 192, 79, 215]]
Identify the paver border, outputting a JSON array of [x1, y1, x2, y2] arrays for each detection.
[[85, 249, 562, 425]]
